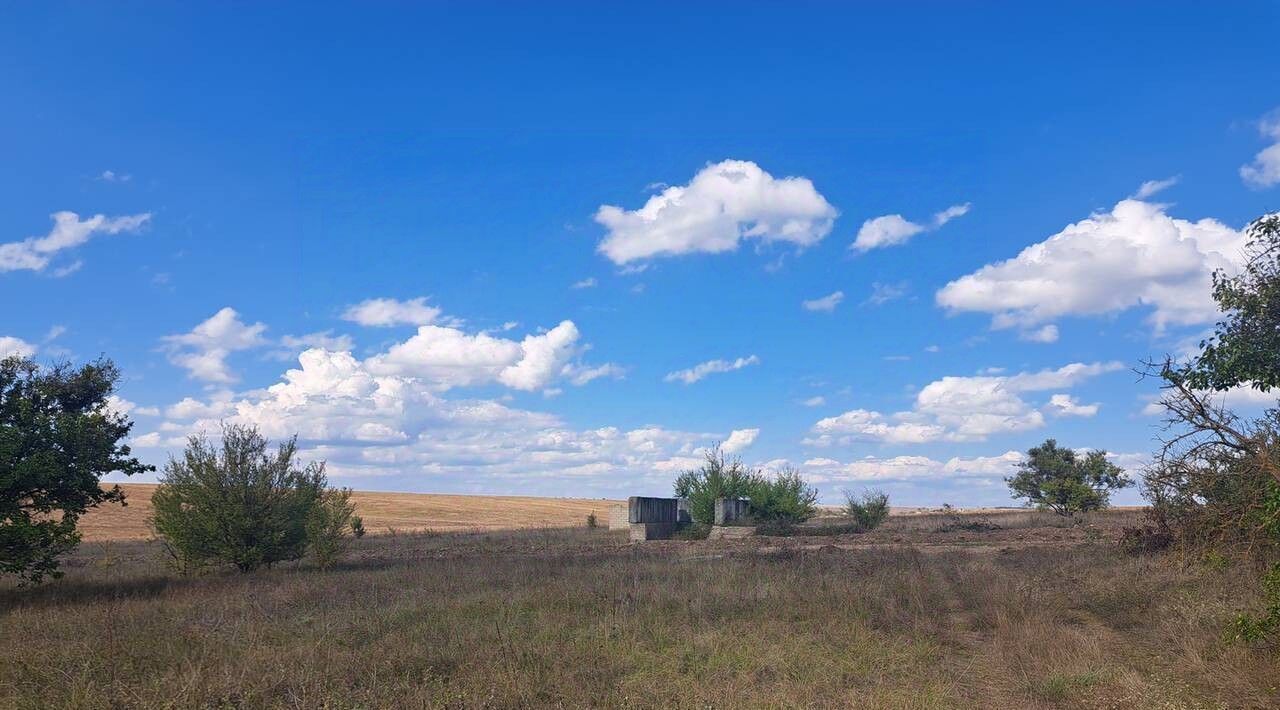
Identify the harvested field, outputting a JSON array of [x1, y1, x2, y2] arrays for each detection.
[[77, 484, 621, 540], [4, 505, 1278, 708]]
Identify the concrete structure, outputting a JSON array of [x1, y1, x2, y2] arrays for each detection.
[[676, 498, 692, 524], [708, 525, 756, 540], [628, 496, 678, 541], [714, 497, 751, 526], [608, 504, 629, 531]]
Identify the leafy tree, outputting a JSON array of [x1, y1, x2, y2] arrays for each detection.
[[673, 446, 758, 526], [151, 424, 326, 573], [748, 468, 818, 523], [1180, 214, 1280, 395], [1006, 439, 1130, 516], [842, 489, 890, 531], [1, 356, 151, 583], [306, 487, 356, 570]]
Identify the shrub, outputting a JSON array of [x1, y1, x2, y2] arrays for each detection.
[[673, 446, 757, 525], [0, 356, 152, 584], [747, 468, 818, 524], [307, 487, 356, 570], [586, 512, 599, 529], [350, 515, 366, 538], [150, 424, 327, 573], [843, 489, 890, 531], [935, 503, 999, 533], [1006, 439, 1130, 516], [1229, 563, 1280, 646]]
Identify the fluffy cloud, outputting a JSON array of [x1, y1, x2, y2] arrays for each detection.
[[595, 160, 837, 264], [1, 211, 151, 273], [367, 320, 582, 393], [1020, 324, 1059, 344], [131, 346, 747, 497], [0, 336, 36, 359], [851, 203, 969, 252], [1132, 176, 1180, 199], [342, 297, 445, 327], [801, 451, 1024, 482], [1241, 110, 1280, 189], [937, 199, 1245, 334], [802, 291, 844, 312], [1045, 393, 1099, 417], [809, 361, 1121, 445], [664, 355, 760, 385], [721, 428, 759, 454], [161, 308, 268, 383]]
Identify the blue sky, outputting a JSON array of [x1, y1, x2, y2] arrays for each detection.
[[2, 2, 1279, 505]]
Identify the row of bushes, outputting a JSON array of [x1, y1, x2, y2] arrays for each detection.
[[671, 447, 891, 534]]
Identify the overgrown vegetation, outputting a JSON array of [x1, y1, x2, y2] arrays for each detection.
[[842, 489, 890, 531], [150, 424, 347, 573], [1006, 438, 1130, 516], [306, 487, 357, 570], [0, 356, 151, 583], [673, 446, 757, 525], [2, 514, 1277, 708], [1146, 213, 1280, 644], [674, 448, 818, 526]]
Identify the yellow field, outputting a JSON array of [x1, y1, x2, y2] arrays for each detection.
[[79, 483, 622, 541]]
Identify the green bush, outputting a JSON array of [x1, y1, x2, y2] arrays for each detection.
[[350, 515, 366, 539], [748, 468, 818, 523], [307, 487, 356, 570], [674, 449, 819, 526], [586, 512, 598, 529], [842, 489, 890, 531], [151, 424, 327, 573], [673, 446, 757, 525], [1230, 563, 1280, 646]]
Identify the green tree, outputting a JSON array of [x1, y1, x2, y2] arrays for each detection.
[[151, 424, 326, 573], [1180, 214, 1280, 395], [1, 356, 151, 583], [673, 446, 757, 525], [1006, 439, 1130, 516], [306, 487, 357, 570]]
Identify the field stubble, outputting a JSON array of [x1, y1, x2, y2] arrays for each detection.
[[1, 507, 1277, 708]]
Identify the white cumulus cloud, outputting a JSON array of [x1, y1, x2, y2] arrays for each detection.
[[161, 307, 268, 383], [936, 199, 1245, 334], [1, 211, 151, 274], [1241, 110, 1280, 189], [851, 203, 969, 252], [721, 428, 760, 454], [808, 361, 1122, 445], [0, 336, 37, 359], [595, 160, 837, 264], [342, 297, 445, 327]]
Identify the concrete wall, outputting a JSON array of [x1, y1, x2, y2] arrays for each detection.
[[608, 504, 629, 531], [628, 496, 677, 524], [629, 522, 678, 542], [714, 498, 751, 526]]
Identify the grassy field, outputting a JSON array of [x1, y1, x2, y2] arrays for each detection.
[[3, 506, 1278, 708], [77, 484, 622, 540]]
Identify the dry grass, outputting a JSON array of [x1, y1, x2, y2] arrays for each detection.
[[78, 484, 621, 540], [3, 508, 1279, 708]]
